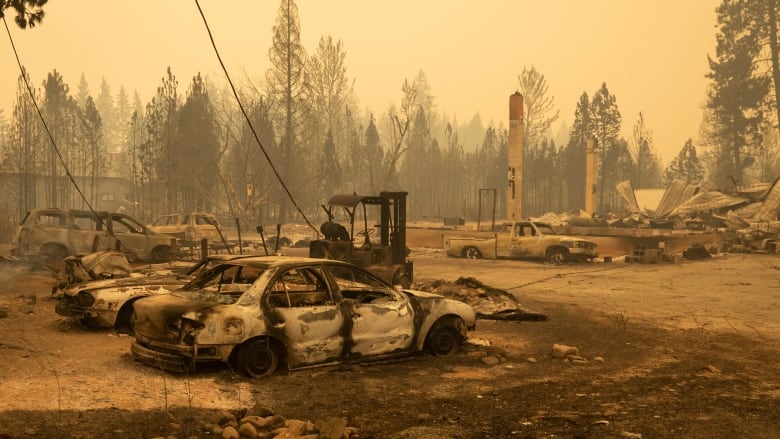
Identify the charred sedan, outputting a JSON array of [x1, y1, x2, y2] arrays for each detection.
[[130, 256, 477, 377], [55, 255, 251, 332]]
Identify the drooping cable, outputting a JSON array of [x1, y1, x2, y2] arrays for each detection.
[[2, 16, 133, 257], [193, 0, 319, 235]]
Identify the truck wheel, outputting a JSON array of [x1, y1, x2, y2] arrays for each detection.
[[40, 243, 69, 261], [546, 247, 568, 265], [149, 246, 171, 263], [463, 247, 483, 259]]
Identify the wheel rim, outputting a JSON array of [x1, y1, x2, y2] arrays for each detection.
[[428, 325, 459, 356], [239, 339, 279, 378], [549, 250, 566, 264], [465, 248, 480, 259]]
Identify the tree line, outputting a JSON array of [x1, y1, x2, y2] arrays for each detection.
[[2, 0, 780, 232]]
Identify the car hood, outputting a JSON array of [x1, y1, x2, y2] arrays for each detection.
[[399, 289, 445, 299], [134, 293, 224, 319], [133, 293, 230, 338], [64, 274, 185, 296]]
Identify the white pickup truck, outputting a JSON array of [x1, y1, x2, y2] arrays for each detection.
[[443, 221, 598, 264]]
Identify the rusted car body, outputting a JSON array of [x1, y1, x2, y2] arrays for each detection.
[[10, 208, 175, 262], [55, 255, 251, 332], [130, 256, 476, 377]]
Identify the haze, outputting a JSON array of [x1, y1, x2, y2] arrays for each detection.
[[0, 0, 718, 162]]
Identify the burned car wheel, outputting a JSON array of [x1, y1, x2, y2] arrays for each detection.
[[463, 246, 483, 259], [115, 305, 136, 336], [425, 317, 463, 356], [233, 338, 282, 378], [41, 243, 69, 261], [546, 247, 568, 265], [149, 246, 171, 263]]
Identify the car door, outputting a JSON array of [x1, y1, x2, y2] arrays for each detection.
[[508, 224, 534, 257], [264, 266, 345, 368], [326, 264, 415, 357], [108, 213, 152, 259], [69, 210, 111, 255]]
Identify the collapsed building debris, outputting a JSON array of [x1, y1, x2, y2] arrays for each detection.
[[524, 177, 780, 262], [54, 250, 132, 292]]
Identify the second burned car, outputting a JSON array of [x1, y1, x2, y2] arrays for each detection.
[[55, 255, 252, 333], [130, 256, 477, 377]]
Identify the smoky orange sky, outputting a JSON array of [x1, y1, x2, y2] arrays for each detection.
[[1, 0, 719, 163]]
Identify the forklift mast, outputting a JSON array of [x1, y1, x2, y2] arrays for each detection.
[[310, 191, 412, 287]]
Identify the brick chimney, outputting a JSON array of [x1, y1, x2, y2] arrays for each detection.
[[508, 92, 524, 222]]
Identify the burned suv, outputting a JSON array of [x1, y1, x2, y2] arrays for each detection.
[[10, 208, 175, 262]]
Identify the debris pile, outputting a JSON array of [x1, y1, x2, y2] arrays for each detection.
[[532, 177, 780, 233], [415, 277, 548, 321]]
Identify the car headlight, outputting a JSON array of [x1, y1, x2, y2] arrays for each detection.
[[76, 292, 96, 307], [225, 319, 243, 336], [182, 318, 205, 344]]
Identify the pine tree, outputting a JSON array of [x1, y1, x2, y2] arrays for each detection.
[[305, 35, 354, 158], [174, 73, 219, 212], [362, 114, 383, 194], [266, 0, 308, 222], [517, 66, 560, 149], [590, 83, 623, 212], [631, 112, 662, 188], [317, 129, 341, 200], [663, 139, 704, 185], [0, 0, 47, 28], [76, 74, 89, 108], [563, 93, 591, 211]]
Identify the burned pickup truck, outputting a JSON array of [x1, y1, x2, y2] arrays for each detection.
[[444, 221, 598, 264]]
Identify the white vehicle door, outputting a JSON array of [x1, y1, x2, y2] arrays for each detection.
[[266, 266, 345, 368], [327, 265, 415, 357]]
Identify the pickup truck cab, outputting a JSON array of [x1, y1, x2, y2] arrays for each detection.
[[444, 221, 598, 264]]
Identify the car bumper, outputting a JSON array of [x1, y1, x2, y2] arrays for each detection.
[[131, 336, 233, 373], [568, 248, 598, 259], [55, 301, 86, 319], [131, 340, 195, 373], [55, 301, 115, 328]]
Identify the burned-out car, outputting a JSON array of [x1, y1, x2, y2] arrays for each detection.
[[131, 256, 477, 377], [148, 212, 223, 245], [55, 255, 252, 333], [10, 208, 176, 262]]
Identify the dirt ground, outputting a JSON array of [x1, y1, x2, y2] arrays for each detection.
[[1, 246, 780, 438]]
